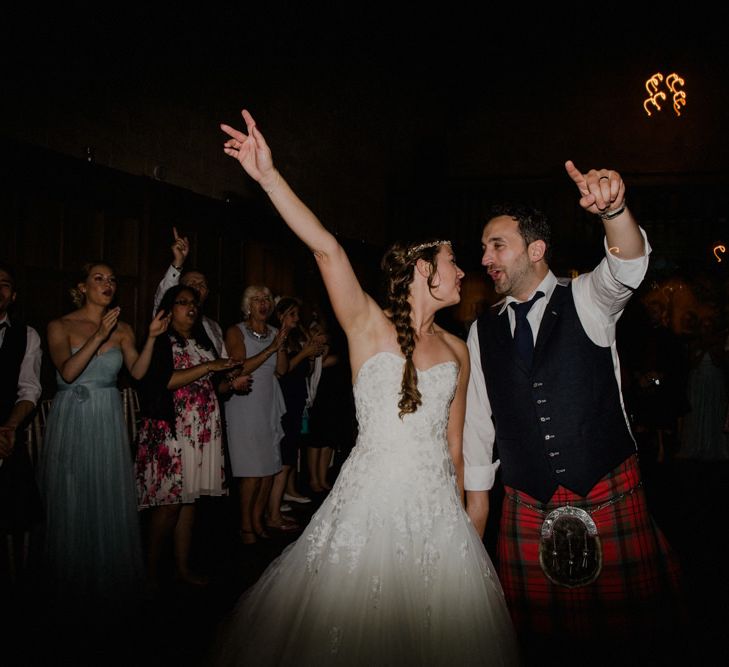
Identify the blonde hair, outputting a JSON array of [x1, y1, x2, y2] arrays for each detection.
[[69, 261, 115, 308], [240, 285, 273, 320]]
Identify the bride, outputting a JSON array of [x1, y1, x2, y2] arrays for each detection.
[[214, 110, 518, 666]]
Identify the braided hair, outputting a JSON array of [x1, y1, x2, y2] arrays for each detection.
[[381, 240, 447, 418]]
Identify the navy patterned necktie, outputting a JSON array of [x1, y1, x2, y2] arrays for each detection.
[[509, 291, 544, 368]]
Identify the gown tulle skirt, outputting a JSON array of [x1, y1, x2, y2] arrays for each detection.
[[214, 352, 518, 666], [39, 348, 144, 600]]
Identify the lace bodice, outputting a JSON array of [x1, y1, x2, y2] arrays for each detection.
[[305, 351, 463, 575], [354, 351, 458, 460]]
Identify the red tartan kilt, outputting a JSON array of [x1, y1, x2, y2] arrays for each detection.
[[497, 455, 682, 643]]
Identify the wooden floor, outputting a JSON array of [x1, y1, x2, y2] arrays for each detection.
[[4, 454, 727, 666]]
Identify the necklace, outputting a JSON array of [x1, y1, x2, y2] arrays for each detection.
[[246, 325, 270, 340]]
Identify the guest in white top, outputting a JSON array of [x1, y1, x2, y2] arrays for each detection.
[[153, 227, 228, 358], [0, 264, 42, 535]]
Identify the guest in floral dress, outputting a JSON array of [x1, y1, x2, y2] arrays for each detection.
[[135, 285, 243, 588]]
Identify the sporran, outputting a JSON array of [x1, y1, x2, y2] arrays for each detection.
[[538, 506, 602, 588]]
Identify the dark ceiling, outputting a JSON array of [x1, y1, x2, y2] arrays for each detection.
[[2, 7, 728, 253]]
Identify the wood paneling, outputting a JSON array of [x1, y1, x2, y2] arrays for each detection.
[[8, 138, 725, 401], [1, 141, 362, 391], [62, 206, 105, 270], [24, 199, 64, 269], [105, 215, 141, 277]]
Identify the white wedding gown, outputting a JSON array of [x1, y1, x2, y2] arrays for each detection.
[[216, 352, 518, 666]]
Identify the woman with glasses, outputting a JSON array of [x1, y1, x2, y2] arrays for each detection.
[[224, 285, 289, 544], [135, 284, 241, 588]]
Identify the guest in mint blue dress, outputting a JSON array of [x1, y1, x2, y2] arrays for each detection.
[[40, 261, 169, 600]]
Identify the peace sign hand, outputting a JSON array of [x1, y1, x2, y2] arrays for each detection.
[[221, 110, 278, 191]]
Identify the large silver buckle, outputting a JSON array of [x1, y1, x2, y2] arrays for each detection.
[[538, 506, 603, 588]]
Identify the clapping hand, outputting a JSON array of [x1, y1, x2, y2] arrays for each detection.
[[149, 310, 171, 338], [231, 373, 253, 393], [224, 357, 253, 393], [565, 160, 626, 216], [305, 334, 327, 359], [221, 110, 278, 191], [270, 325, 290, 352], [96, 307, 120, 342]]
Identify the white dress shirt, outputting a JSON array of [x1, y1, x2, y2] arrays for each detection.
[[463, 232, 651, 491], [0, 316, 42, 408], [154, 265, 228, 358]]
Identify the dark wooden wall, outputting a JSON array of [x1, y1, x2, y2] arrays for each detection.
[[4, 139, 728, 395], [0, 140, 381, 395]]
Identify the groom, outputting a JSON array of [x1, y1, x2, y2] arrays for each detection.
[[463, 162, 682, 654]]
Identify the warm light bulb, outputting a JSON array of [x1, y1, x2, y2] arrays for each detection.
[[666, 74, 687, 117], [643, 73, 665, 117], [643, 72, 687, 117]]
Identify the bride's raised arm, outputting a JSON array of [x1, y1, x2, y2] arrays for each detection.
[[221, 110, 377, 338]]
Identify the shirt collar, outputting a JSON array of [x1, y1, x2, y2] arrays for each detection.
[[497, 271, 558, 316], [0, 315, 9, 327]]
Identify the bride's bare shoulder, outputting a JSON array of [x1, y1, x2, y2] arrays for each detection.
[[434, 325, 469, 365]]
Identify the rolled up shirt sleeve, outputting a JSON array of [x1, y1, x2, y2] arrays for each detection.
[[17, 326, 42, 406], [574, 228, 651, 347], [153, 264, 182, 314], [602, 227, 651, 290], [463, 321, 500, 491]]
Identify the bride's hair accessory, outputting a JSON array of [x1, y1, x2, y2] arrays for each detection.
[[406, 240, 451, 258]]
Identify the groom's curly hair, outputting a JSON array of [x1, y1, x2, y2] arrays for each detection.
[[381, 240, 444, 418]]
